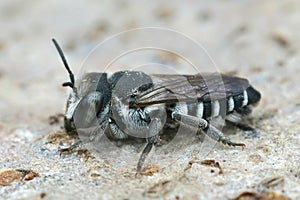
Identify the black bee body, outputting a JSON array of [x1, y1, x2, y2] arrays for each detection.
[[52, 39, 261, 172]]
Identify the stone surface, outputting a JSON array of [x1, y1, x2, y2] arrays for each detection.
[[0, 1, 299, 199]]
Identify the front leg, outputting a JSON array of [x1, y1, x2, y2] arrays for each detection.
[[59, 124, 107, 154]]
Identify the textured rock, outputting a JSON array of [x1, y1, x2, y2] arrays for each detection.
[[0, 1, 299, 199]]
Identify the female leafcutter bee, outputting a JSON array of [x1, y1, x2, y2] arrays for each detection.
[[52, 39, 261, 172]]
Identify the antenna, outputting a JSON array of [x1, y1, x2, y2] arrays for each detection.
[[52, 38, 75, 88]]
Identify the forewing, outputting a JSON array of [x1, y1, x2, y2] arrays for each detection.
[[199, 73, 250, 100], [133, 73, 249, 107]]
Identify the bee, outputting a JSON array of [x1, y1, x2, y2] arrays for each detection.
[[52, 38, 261, 172]]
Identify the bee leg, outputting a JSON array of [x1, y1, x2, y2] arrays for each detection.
[[59, 140, 86, 155], [172, 112, 245, 149], [171, 112, 208, 129], [59, 132, 100, 155], [225, 113, 256, 132], [59, 124, 108, 155], [136, 136, 158, 172], [203, 124, 245, 149], [108, 118, 128, 139], [137, 118, 161, 172], [227, 121, 256, 132]]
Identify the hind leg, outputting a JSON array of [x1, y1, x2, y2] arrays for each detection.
[[225, 112, 256, 132], [172, 112, 245, 148]]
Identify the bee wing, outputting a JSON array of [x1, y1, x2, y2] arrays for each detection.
[[134, 73, 250, 107]]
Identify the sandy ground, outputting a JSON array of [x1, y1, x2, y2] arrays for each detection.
[[0, 1, 299, 199]]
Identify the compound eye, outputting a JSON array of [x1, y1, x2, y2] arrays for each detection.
[[74, 91, 104, 129]]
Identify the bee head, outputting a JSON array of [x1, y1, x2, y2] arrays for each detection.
[[53, 39, 111, 134], [53, 39, 112, 134], [73, 73, 111, 129]]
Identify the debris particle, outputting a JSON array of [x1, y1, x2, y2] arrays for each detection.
[[271, 33, 290, 48], [40, 192, 47, 199], [233, 191, 291, 200], [156, 7, 174, 19], [186, 159, 223, 174], [250, 66, 263, 73], [260, 176, 284, 189], [76, 149, 95, 161], [47, 131, 71, 145], [0, 169, 39, 186], [16, 169, 39, 181], [139, 165, 160, 176], [49, 114, 64, 125]]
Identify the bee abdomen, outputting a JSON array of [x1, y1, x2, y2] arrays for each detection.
[[171, 86, 261, 120], [228, 86, 261, 115]]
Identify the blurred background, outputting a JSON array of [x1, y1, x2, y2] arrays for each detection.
[[0, 1, 299, 199], [0, 0, 299, 129]]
